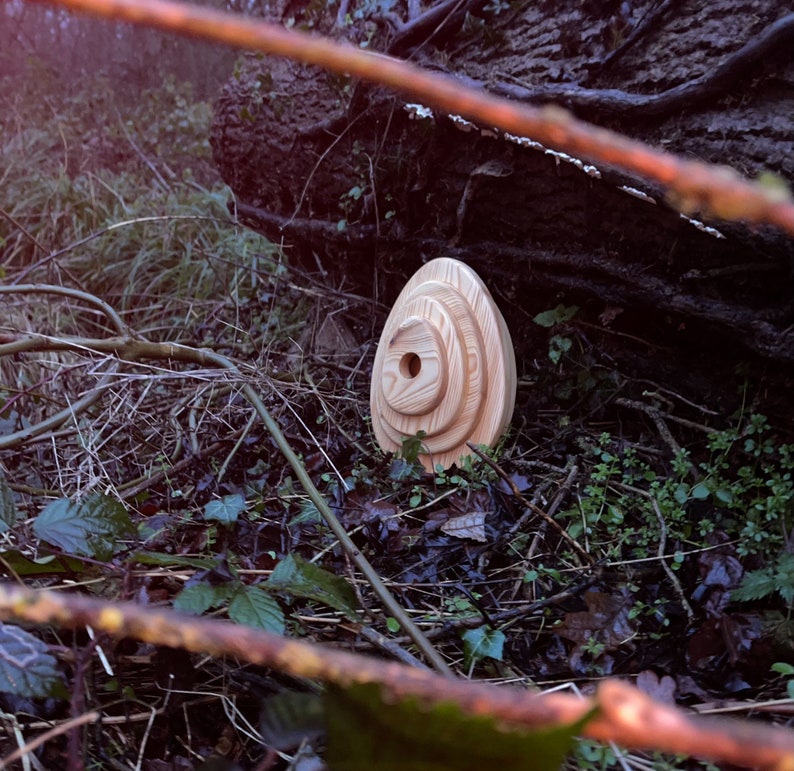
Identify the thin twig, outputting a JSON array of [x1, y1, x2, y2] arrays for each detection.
[[0, 329, 452, 677], [0, 711, 99, 770], [467, 443, 593, 565], [651, 497, 694, 623]]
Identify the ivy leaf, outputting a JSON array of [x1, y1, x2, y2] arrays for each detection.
[[0, 623, 63, 698], [203, 494, 245, 526], [0, 471, 17, 533], [33, 493, 135, 560], [173, 582, 233, 614], [267, 554, 359, 618], [461, 626, 505, 668], [228, 584, 285, 633], [325, 682, 589, 771]]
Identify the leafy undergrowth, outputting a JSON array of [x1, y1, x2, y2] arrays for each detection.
[[2, 62, 794, 770]]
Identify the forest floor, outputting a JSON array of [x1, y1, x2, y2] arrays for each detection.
[[1, 61, 794, 771]]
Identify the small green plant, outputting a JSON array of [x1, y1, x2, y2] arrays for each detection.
[[533, 304, 579, 364], [771, 662, 794, 698], [561, 414, 794, 566]]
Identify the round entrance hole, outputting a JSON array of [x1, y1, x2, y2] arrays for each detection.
[[399, 352, 422, 379]]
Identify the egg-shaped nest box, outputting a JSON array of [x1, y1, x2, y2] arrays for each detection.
[[370, 257, 516, 471]]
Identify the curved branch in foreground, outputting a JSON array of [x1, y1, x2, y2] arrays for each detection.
[[1, 583, 793, 770], [0, 331, 451, 677], [30, 0, 794, 236]]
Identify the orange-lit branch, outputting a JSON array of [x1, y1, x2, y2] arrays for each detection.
[[28, 0, 794, 236], [1, 583, 794, 770]]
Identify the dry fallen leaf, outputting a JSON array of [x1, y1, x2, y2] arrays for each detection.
[[440, 512, 488, 542]]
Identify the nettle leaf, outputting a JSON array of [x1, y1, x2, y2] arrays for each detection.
[[461, 626, 505, 668], [732, 569, 777, 602], [267, 554, 359, 618], [0, 470, 18, 533], [33, 493, 135, 560], [173, 582, 233, 614], [203, 494, 246, 526], [325, 682, 588, 771], [228, 585, 285, 633], [0, 622, 63, 698]]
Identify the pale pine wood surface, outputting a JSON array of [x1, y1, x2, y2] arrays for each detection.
[[371, 258, 517, 471]]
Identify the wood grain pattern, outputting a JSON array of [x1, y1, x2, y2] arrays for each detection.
[[371, 257, 516, 471]]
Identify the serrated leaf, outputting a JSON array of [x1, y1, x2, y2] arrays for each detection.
[[173, 582, 233, 614], [203, 494, 246, 526], [228, 585, 285, 633], [0, 622, 63, 698], [267, 554, 359, 618], [461, 626, 505, 668], [325, 682, 589, 771], [33, 493, 135, 560], [0, 471, 17, 532], [732, 569, 777, 602]]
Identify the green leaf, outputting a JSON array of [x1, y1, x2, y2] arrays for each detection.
[[267, 554, 359, 618], [33, 493, 135, 560], [173, 582, 233, 614], [0, 471, 17, 532], [399, 431, 427, 464], [259, 690, 326, 751], [673, 484, 689, 505], [691, 483, 711, 500], [715, 487, 734, 505], [203, 494, 245, 526], [325, 682, 589, 771], [732, 569, 777, 602], [228, 585, 285, 633], [0, 550, 85, 576], [0, 622, 63, 698], [532, 304, 579, 328], [772, 662, 794, 676], [461, 626, 505, 668], [132, 551, 219, 570]]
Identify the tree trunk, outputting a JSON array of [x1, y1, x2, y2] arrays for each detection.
[[210, 0, 794, 365]]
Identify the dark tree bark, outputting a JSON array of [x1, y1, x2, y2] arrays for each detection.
[[210, 0, 794, 365]]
